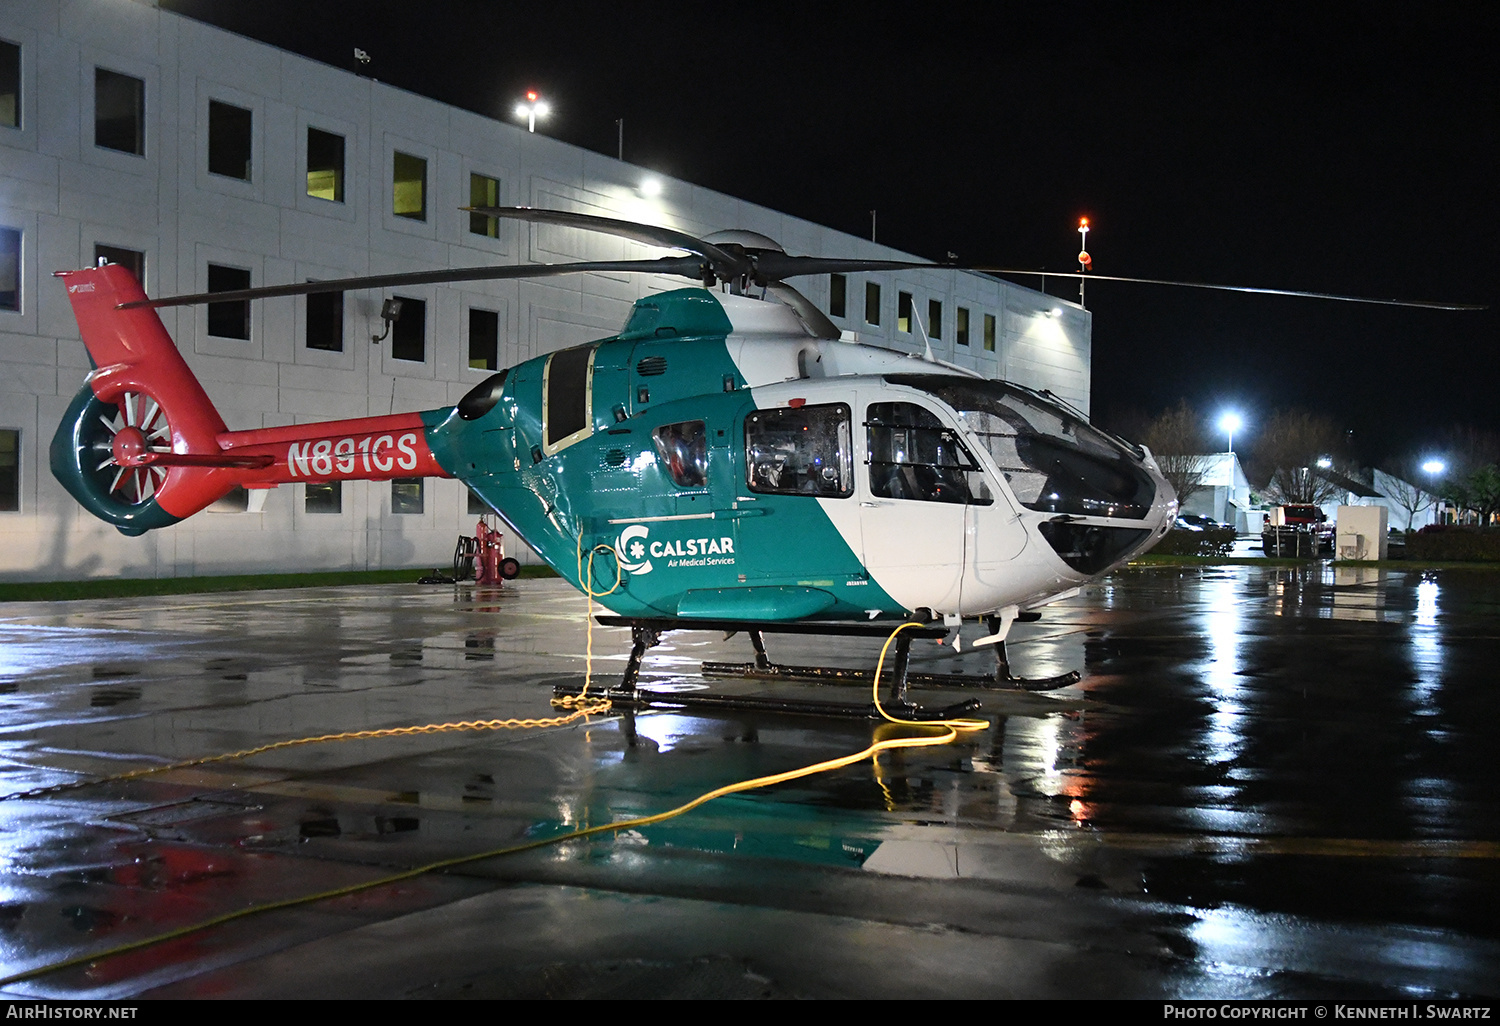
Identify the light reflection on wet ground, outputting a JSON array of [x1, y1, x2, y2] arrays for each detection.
[[0, 564, 1497, 998]]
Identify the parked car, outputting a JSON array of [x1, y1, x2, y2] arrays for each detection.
[[1178, 514, 1232, 532]]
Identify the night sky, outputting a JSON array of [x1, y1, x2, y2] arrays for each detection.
[[161, 2, 1498, 465]]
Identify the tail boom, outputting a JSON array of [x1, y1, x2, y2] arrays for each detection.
[[53, 264, 452, 536]]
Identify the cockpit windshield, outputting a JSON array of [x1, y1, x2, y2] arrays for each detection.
[[886, 375, 1158, 520]]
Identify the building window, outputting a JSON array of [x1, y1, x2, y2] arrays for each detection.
[[469, 307, 498, 370], [95, 68, 144, 155], [983, 313, 996, 352], [956, 307, 970, 347], [0, 429, 17, 511], [307, 127, 344, 202], [305, 481, 341, 514], [897, 291, 912, 333], [391, 477, 424, 514], [1, 227, 18, 312], [94, 244, 145, 288], [469, 173, 499, 236], [393, 151, 426, 220], [928, 299, 942, 340], [1, 39, 19, 129], [467, 488, 492, 516], [207, 100, 251, 180], [391, 295, 425, 361], [206, 264, 250, 339], [306, 289, 343, 351], [865, 282, 880, 326], [829, 274, 846, 318]]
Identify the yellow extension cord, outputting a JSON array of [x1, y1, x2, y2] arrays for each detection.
[[0, 551, 985, 988]]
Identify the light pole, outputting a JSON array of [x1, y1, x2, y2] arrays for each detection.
[[1218, 412, 1242, 458], [1077, 218, 1091, 307], [1423, 459, 1447, 525], [514, 91, 550, 133]]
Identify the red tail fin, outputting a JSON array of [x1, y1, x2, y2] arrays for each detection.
[[53, 265, 239, 530], [52, 264, 451, 535]]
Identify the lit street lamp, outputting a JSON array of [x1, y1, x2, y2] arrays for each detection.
[[1218, 412, 1243, 457], [515, 91, 550, 133], [1422, 459, 1446, 477]]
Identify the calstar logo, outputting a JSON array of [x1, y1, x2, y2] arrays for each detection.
[[614, 524, 737, 576], [617, 524, 653, 575]]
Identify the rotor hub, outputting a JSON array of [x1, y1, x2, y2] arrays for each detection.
[[111, 425, 150, 467]]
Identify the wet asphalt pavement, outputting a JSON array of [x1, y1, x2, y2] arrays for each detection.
[[0, 563, 1497, 999]]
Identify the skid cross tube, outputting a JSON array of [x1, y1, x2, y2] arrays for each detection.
[[552, 616, 982, 721]]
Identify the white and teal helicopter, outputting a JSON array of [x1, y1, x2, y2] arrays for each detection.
[[51, 208, 1474, 717]]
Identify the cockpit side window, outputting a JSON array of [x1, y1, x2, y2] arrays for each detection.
[[745, 404, 853, 498], [886, 375, 1157, 519], [865, 401, 992, 505], [652, 420, 708, 488]]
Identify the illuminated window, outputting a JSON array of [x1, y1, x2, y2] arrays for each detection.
[[94, 244, 144, 288], [0, 429, 17, 511], [829, 274, 846, 318], [206, 264, 250, 339], [305, 481, 341, 514], [469, 307, 498, 370], [391, 295, 425, 361], [983, 313, 996, 352], [95, 68, 144, 155], [307, 128, 344, 201], [306, 289, 343, 352], [208, 100, 251, 180], [897, 291, 911, 333], [1, 227, 18, 312], [956, 306, 970, 347], [1, 39, 19, 129], [393, 151, 426, 220], [391, 478, 423, 514], [469, 173, 499, 236], [865, 282, 880, 325], [928, 299, 942, 339]]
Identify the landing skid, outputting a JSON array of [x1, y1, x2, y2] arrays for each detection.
[[551, 616, 1077, 722]]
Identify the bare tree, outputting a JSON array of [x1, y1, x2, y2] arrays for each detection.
[[1139, 400, 1208, 506], [1251, 409, 1345, 505], [1379, 457, 1438, 530]]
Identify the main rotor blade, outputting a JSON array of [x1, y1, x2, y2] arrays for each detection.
[[117, 256, 711, 309], [964, 269, 1487, 311], [466, 206, 752, 280]]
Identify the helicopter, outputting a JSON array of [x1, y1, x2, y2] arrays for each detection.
[[49, 208, 1474, 717]]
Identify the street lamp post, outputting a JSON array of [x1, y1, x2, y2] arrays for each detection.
[[1422, 459, 1447, 525], [1218, 412, 1242, 458], [514, 91, 550, 133]]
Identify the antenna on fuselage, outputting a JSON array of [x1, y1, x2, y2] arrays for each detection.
[[910, 307, 937, 364]]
